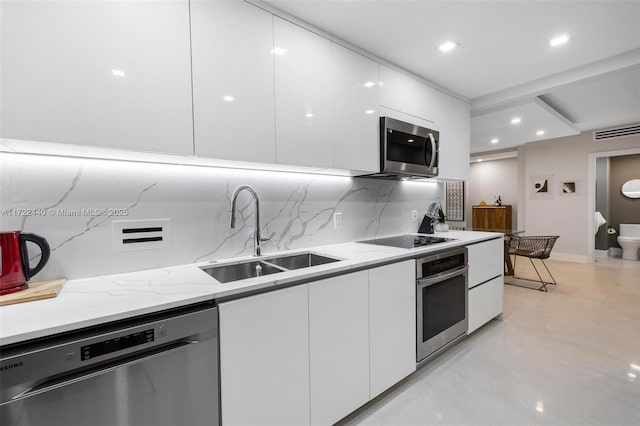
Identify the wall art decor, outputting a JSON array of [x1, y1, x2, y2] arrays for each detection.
[[560, 180, 579, 195], [530, 175, 553, 199], [445, 181, 465, 221]]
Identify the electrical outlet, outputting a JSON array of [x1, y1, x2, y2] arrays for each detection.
[[411, 210, 418, 222], [333, 212, 343, 230]]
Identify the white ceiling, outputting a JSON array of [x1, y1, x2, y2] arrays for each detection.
[[264, 0, 640, 154]]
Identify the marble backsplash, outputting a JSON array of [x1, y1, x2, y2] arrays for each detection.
[[0, 152, 439, 280]]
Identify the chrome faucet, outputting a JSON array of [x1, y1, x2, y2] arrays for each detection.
[[230, 185, 269, 256]]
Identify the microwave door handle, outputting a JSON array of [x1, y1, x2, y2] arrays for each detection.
[[427, 132, 436, 170]]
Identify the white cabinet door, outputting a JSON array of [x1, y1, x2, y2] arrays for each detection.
[[309, 271, 370, 425], [468, 276, 504, 334], [437, 97, 470, 181], [274, 17, 333, 168], [369, 260, 416, 398], [467, 237, 503, 288], [191, 0, 276, 163], [379, 65, 438, 122], [331, 44, 379, 173], [0, 0, 193, 154], [219, 285, 310, 426]]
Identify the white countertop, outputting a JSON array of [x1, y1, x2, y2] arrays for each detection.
[[0, 231, 501, 346]]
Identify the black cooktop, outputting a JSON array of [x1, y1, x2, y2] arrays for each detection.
[[357, 234, 453, 249]]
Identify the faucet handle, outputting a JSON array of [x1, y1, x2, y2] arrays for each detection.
[[260, 236, 272, 243]]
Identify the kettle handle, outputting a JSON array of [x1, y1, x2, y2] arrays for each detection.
[[19, 233, 51, 281]]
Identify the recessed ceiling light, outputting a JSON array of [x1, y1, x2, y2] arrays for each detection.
[[491, 138, 499, 144], [477, 159, 483, 162], [407, 139, 414, 143], [365, 110, 375, 114], [271, 47, 286, 55], [305, 113, 314, 118], [536, 130, 545, 136], [549, 34, 570, 47], [111, 69, 125, 77], [438, 41, 459, 53], [223, 95, 234, 102], [511, 117, 522, 125], [363, 81, 375, 88]]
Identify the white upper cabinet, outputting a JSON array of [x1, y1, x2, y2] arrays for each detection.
[[0, 0, 193, 154], [435, 96, 471, 181], [190, 0, 276, 163], [273, 17, 333, 168], [379, 65, 437, 122], [331, 44, 380, 173]]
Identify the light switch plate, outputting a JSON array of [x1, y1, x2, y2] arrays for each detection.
[[412, 210, 418, 222]]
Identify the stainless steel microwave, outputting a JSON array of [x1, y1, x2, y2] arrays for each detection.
[[370, 117, 439, 179]]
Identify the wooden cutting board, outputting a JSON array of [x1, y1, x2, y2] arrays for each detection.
[[0, 279, 66, 306]]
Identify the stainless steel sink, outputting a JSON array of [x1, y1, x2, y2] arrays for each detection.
[[266, 253, 340, 270], [201, 252, 341, 284], [201, 261, 285, 284]]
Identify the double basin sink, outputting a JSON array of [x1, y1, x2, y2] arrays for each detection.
[[201, 252, 340, 284]]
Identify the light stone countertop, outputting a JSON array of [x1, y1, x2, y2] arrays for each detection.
[[0, 231, 501, 346]]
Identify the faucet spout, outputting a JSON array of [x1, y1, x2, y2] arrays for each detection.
[[230, 185, 267, 257]]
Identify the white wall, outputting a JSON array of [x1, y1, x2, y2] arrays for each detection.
[[468, 158, 519, 228], [518, 131, 640, 259], [0, 153, 439, 280]]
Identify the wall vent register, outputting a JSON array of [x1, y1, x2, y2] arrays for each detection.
[[112, 219, 171, 252]]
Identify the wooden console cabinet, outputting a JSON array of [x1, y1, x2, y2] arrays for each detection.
[[472, 205, 512, 231]]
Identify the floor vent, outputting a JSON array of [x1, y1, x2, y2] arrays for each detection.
[[593, 124, 640, 142], [112, 219, 171, 252]]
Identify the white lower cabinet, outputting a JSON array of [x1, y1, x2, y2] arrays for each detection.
[[369, 260, 416, 398], [309, 271, 370, 425], [467, 238, 503, 288], [219, 261, 416, 425], [468, 277, 504, 334], [219, 284, 310, 426], [467, 238, 504, 334]]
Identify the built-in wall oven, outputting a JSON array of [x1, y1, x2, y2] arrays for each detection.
[[416, 247, 468, 363]]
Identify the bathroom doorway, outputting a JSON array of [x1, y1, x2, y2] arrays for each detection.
[[588, 148, 640, 260]]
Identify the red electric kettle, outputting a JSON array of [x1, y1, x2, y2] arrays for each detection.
[[0, 231, 51, 295]]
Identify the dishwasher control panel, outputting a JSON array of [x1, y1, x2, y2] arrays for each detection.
[[81, 329, 154, 361]]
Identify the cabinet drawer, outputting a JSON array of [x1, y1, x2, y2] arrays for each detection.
[[468, 276, 503, 334], [467, 238, 503, 288]]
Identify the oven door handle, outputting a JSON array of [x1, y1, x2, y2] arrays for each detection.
[[417, 265, 468, 287]]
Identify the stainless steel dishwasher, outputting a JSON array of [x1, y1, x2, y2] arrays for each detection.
[[0, 302, 219, 426]]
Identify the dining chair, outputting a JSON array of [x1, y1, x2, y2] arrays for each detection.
[[507, 235, 560, 292]]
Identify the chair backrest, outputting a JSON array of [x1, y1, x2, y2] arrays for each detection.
[[509, 235, 559, 259]]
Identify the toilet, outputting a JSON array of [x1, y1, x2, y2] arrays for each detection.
[[618, 224, 640, 261]]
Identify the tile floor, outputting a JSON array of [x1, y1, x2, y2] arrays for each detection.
[[340, 257, 640, 426]]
